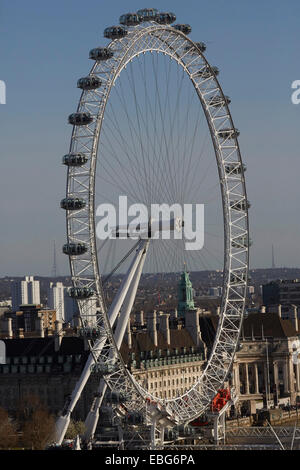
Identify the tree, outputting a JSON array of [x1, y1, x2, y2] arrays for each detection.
[[0, 408, 18, 449], [22, 408, 55, 450], [65, 420, 86, 440], [17, 395, 55, 450]]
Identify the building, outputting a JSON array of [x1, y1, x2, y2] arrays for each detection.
[[232, 311, 300, 413], [0, 334, 98, 421], [1, 271, 300, 423], [11, 276, 40, 311], [263, 279, 300, 307], [48, 282, 65, 322], [0, 305, 56, 339]]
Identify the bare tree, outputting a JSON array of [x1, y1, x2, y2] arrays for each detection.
[[65, 420, 86, 440], [21, 409, 55, 450], [0, 408, 18, 449], [18, 395, 55, 450]]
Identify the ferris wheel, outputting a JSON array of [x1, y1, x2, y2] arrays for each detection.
[[56, 8, 249, 446]]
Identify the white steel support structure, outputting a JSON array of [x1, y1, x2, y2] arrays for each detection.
[[61, 12, 250, 442], [83, 240, 149, 443], [55, 240, 148, 444]]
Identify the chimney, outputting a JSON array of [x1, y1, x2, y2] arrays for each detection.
[[126, 320, 132, 350], [147, 311, 158, 347], [277, 304, 282, 318], [54, 320, 63, 351], [17, 328, 24, 339], [185, 309, 201, 346], [2, 318, 13, 339], [159, 313, 170, 346], [73, 315, 81, 329], [135, 311, 144, 327], [292, 305, 298, 332], [35, 315, 44, 338]]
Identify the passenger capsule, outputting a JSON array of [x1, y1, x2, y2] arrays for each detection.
[[173, 24, 192, 35], [126, 411, 144, 425], [60, 198, 86, 211], [208, 95, 231, 107], [89, 47, 114, 61], [110, 391, 130, 404], [230, 272, 246, 284], [68, 287, 95, 299], [62, 153, 88, 167], [225, 162, 246, 175], [157, 12, 176, 24], [68, 113, 93, 126], [104, 26, 128, 40], [195, 65, 219, 79], [119, 12, 142, 26], [137, 8, 159, 22], [185, 42, 206, 54], [63, 243, 88, 256], [77, 76, 102, 90], [79, 326, 102, 339], [230, 200, 251, 211], [218, 128, 240, 139], [232, 236, 252, 248], [91, 362, 119, 376]]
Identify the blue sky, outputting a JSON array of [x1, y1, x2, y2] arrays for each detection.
[[0, 0, 299, 275]]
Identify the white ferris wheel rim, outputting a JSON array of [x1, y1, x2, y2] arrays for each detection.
[[64, 21, 249, 424]]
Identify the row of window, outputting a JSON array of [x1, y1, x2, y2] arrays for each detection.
[[0, 363, 74, 374], [149, 376, 196, 389], [5, 354, 82, 365], [145, 366, 201, 379]]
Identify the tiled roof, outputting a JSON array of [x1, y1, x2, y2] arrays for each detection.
[[242, 312, 299, 338]]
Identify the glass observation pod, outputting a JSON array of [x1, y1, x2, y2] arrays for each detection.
[[62, 153, 88, 166], [195, 65, 219, 79], [110, 391, 130, 404], [79, 327, 102, 339], [230, 273, 246, 283], [89, 47, 114, 61], [225, 162, 247, 175], [119, 12, 142, 26], [60, 198, 86, 211], [185, 41, 206, 54], [77, 76, 102, 90], [68, 113, 93, 126], [218, 128, 240, 139], [157, 12, 176, 24], [96, 363, 119, 376], [232, 236, 252, 248], [136, 8, 159, 22], [208, 95, 231, 107], [126, 412, 144, 425], [104, 26, 128, 40], [176, 425, 196, 437], [230, 200, 251, 211], [164, 429, 179, 440], [63, 243, 88, 256], [173, 24, 192, 35], [68, 287, 95, 299]]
